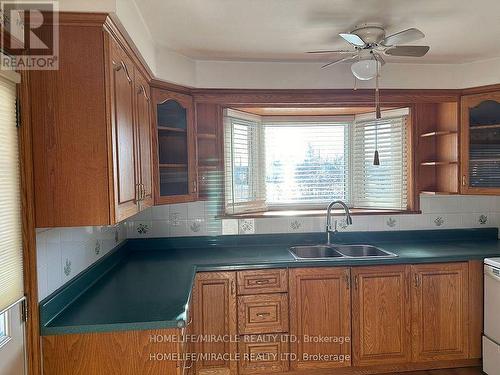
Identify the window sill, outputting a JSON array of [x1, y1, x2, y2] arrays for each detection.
[[222, 208, 421, 219]]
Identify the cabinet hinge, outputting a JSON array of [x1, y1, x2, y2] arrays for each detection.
[[15, 99, 21, 128], [21, 298, 28, 322]]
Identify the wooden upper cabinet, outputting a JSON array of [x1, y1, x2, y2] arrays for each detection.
[[411, 262, 469, 362], [29, 16, 153, 227], [461, 91, 500, 194], [351, 265, 411, 366], [152, 89, 198, 204], [289, 267, 351, 370], [134, 72, 154, 210], [193, 271, 237, 375], [109, 37, 139, 222]]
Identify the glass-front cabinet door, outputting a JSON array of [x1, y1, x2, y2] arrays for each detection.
[[461, 91, 500, 194], [152, 89, 197, 204]]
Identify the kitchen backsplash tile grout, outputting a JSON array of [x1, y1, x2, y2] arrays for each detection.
[[36, 194, 500, 301]]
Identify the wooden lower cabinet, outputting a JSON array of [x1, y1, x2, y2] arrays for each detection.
[[289, 267, 352, 370], [42, 329, 182, 375], [351, 265, 412, 366], [42, 263, 480, 375], [192, 271, 238, 375], [411, 262, 469, 362], [238, 335, 289, 374]]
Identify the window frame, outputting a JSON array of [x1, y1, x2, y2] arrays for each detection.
[[222, 107, 415, 216], [0, 311, 11, 348]]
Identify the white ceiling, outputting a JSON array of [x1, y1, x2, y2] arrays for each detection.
[[135, 0, 500, 64]]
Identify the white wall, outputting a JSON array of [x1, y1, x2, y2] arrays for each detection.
[[57, 1, 499, 90]]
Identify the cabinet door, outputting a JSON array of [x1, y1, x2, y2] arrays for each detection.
[[193, 272, 237, 375], [411, 262, 469, 361], [134, 72, 153, 210], [152, 89, 197, 204], [109, 38, 138, 221], [461, 91, 500, 194], [351, 265, 411, 366], [289, 267, 351, 370]]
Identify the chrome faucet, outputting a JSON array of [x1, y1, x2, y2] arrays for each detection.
[[326, 200, 352, 244]]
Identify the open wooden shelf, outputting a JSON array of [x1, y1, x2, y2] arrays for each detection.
[[420, 190, 459, 195], [159, 163, 187, 168], [416, 102, 459, 197], [470, 123, 500, 130], [420, 161, 458, 166], [420, 130, 457, 138], [197, 133, 217, 140], [158, 125, 187, 133]]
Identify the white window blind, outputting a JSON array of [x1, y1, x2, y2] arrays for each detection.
[[352, 110, 409, 210], [0, 74, 24, 312], [224, 109, 266, 214], [264, 118, 350, 207]]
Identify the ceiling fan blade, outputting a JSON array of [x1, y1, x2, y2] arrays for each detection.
[[339, 33, 365, 47], [385, 45, 430, 57], [307, 50, 356, 54], [321, 55, 358, 69], [381, 28, 425, 46]]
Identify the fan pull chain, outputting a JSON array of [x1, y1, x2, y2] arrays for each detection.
[[373, 61, 380, 166]]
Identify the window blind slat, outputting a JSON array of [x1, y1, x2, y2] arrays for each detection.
[[0, 76, 23, 311], [352, 114, 408, 210]]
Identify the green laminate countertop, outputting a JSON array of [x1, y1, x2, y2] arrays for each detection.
[[40, 229, 500, 336]]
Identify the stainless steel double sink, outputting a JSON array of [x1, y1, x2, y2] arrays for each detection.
[[289, 244, 397, 260]]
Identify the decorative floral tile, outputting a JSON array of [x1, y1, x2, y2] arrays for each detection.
[[94, 240, 101, 255], [188, 219, 206, 235], [434, 216, 445, 227], [239, 219, 255, 235], [479, 214, 488, 225], [137, 223, 149, 234], [63, 258, 72, 277], [169, 212, 182, 226], [337, 219, 348, 231], [289, 219, 302, 231], [386, 217, 397, 228]]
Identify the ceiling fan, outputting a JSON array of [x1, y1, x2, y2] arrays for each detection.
[[308, 23, 430, 80]]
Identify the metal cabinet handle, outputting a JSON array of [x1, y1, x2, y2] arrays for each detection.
[[192, 180, 197, 193], [255, 279, 270, 285], [231, 280, 236, 295], [414, 274, 420, 288], [256, 312, 271, 318], [113, 60, 132, 83], [462, 175, 467, 186], [345, 270, 350, 290], [353, 275, 359, 290], [138, 84, 150, 101]]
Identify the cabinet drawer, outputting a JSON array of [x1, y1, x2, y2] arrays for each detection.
[[237, 269, 288, 295], [239, 335, 289, 374], [238, 294, 289, 335]]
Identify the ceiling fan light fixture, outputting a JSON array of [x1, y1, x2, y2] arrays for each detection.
[[350, 58, 380, 80]]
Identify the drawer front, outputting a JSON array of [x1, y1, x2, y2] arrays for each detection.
[[239, 335, 289, 374], [238, 294, 289, 335], [237, 269, 288, 295]]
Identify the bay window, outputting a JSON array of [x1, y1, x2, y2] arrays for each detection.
[[224, 108, 409, 214]]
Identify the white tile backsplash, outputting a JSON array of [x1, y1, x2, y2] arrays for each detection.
[[36, 222, 126, 301], [36, 195, 500, 301]]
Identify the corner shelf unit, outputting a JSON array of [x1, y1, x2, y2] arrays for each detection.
[[415, 102, 459, 195]]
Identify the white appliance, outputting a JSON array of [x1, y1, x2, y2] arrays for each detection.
[[484, 258, 500, 374]]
